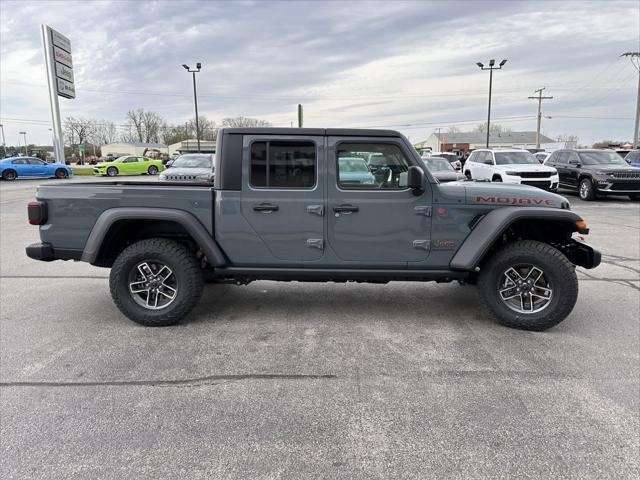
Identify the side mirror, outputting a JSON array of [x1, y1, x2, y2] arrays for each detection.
[[568, 159, 580, 166], [406, 165, 425, 195], [484, 159, 494, 165]]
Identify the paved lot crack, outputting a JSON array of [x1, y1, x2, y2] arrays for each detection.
[[0, 373, 337, 388]]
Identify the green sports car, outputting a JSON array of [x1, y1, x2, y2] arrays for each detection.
[[94, 156, 165, 177]]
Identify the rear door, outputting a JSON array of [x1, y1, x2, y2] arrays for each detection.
[[326, 136, 431, 265], [26, 158, 47, 176], [240, 135, 325, 263]]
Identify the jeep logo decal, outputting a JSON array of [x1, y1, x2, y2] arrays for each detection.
[[475, 196, 556, 207]]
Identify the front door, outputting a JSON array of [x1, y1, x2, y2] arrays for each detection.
[[326, 137, 431, 265], [240, 135, 325, 263]]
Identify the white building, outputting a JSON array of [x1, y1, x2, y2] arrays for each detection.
[[415, 131, 556, 157], [168, 139, 216, 155], [101, 142, 168, 157]]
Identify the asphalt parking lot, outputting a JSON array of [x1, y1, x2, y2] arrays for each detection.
[[1, 176, 638, 479]]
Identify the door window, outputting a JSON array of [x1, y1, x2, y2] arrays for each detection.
[[26, 158, 45, 165], [250, 140, 316, 188], [556, 152, 570, 164], [123, 157, 138, 163], [11, 159, 26, 164], [337, 143, 410, 189]]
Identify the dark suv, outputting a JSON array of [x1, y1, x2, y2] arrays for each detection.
[[545, 149, 640, 201]]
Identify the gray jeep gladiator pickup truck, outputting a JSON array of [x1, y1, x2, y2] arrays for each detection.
[[26, 128, 601, 330]]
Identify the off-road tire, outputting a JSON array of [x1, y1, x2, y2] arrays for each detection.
[[478, 240, 578, 331], [492, 175, 502, 182], [106, 166, 118, 177], [2, 169, 17, 181], [148, 165, 158, 175], [109, 238, 204, 326], [578, 177, 595, 201], [55, 168, 68, 179]]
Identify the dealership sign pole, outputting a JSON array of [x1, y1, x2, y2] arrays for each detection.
[[42, 25, 75, 164]]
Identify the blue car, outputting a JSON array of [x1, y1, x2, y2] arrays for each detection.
[[0, 157, 73, 181], [624, 150, 640, 168]]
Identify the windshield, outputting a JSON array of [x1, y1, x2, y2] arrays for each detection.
[[172, 155, 212, 168], [423, 158, 454, 172], [579, 151, 628, 165], [339, 157, 370, 173], [494, 151, 539, 165], [114, 156, 129, 163]]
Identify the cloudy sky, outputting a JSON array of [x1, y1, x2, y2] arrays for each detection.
[[0, 0, 638, 147]]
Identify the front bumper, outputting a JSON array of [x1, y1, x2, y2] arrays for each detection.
[[565, 237, 601, 269], [594, 179, 640, 195]]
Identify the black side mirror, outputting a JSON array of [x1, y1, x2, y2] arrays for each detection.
[[568, 159, 580, 166], [407, 166, 425, 195]]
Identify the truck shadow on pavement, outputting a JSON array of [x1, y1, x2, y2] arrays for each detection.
[[188, 282, 486, 327]]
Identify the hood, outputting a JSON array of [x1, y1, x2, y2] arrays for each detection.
[[494, 164, 556, 173], [435, 181, 569, 209], [159, 167, 212, 181], [582, 164, 640, 173]]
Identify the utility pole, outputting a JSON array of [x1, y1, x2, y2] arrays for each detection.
[[528, 87, 553, 149], [436, 127, 442, 151], [621, 52, 640, 147], [297, 104, 303, 127]]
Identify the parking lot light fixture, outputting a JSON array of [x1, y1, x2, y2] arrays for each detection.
[[476, 59, 508, 148], [19, 131, 28, 155], [182, 63, 202, 153]]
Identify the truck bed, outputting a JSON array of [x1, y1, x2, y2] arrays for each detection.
[[35, 182, 215, 255]]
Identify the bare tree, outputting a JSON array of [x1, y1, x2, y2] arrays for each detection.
[[221, 116, 271, 128], [64, 117, 94, 146], [124, 109, 166, 143], [91, 120, 118, 145], [473, 122, 511, 134]]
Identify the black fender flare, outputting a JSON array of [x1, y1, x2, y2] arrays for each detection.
[[450, 207, 584, 271], [81, 207, 227, 266]]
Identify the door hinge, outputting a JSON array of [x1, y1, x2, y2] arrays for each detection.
[[306, 205, 324, 216], [414, 206, 432, 217], [413, 240, 430, 251], [307, 238, 324, 250]]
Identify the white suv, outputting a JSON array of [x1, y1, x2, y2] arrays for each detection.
[[464, 149, 559, 191]]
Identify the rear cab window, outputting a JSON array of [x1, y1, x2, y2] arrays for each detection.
[[250, 140, 316, 189]]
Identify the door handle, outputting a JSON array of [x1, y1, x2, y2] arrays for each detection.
[[253, 203, 279, 213], [333, 205, 359, 214]]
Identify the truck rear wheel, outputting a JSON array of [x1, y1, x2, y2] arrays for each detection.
[[109, 238, 204, 326], [478, 240, 578, 331]]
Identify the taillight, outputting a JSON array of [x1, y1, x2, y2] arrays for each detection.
[[28, 200, 47, 225]]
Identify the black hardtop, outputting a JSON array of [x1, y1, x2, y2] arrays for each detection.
[[220, 127, 402, 137]]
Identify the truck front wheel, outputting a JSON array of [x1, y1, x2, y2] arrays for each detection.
[[109, 238, 204, 326], [478, 240, 578, 331]]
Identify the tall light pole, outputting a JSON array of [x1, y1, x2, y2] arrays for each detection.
[[182, 63, 202, 152], [477, 59, 507, 148], [528, 87, 553, 149], [620, 52, 640, 147], [0, 124, 6, 157], [19, 131, 27, 155]]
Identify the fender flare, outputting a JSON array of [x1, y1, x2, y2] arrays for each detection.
[[81, 207, 227, 266], [450, 207, 583, 271]]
